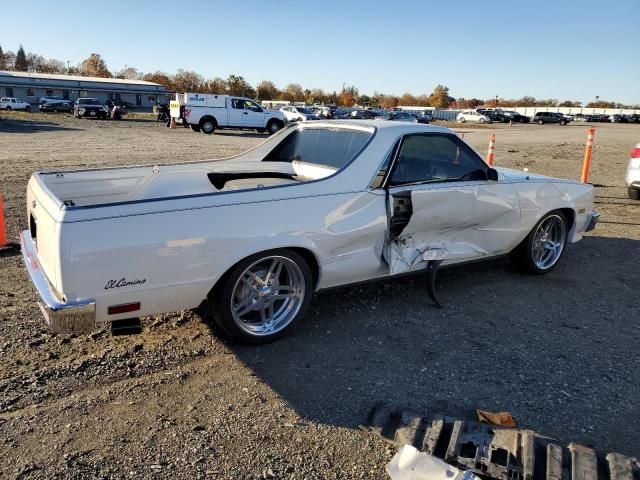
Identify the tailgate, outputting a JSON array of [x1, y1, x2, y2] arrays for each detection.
[[27, 173, 64, 294]]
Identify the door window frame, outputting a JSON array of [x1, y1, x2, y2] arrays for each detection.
[[375, 132, 490, 189]]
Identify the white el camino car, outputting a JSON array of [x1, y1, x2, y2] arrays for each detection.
[[22, 121, 599, 343]]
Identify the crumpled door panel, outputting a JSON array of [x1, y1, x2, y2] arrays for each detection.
[[383, 183, 521, 275]]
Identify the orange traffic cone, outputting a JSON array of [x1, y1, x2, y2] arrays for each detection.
[[0, 192, 7, 248], [169, 117, 176, 129]]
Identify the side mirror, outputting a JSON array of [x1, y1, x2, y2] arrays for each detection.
[[487, 167, 499, 181]]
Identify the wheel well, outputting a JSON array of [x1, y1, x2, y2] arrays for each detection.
[[557, 208, 575, 229], [207, 247, 320, 301], [200, 116, 217, 126], [267, 118, 283, 126]]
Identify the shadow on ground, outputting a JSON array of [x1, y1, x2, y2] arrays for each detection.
[[0, 118, 81, 133], [216, 236, 640, 456]]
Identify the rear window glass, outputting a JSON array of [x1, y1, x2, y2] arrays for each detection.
[[263, 128, 371, 170]]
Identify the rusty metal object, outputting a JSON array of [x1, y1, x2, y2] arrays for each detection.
[[364, 404, 639, 480]]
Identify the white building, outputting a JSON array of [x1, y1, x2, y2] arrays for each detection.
[[0, 70, 168, 108]]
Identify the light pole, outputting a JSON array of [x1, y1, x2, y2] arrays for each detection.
[[495, 95, 499, 107]]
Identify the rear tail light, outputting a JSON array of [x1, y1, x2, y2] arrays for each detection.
[[108, 302, 141, 315], [631, 148, 640, 159]]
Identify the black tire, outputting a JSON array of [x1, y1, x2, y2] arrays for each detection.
[[200, 118, 216, 134], [629, 188, 640, 200], [208, 249, 313, 344], [538, 119, 544, 125], [190, 124, 201, 133], [560, 120, 566, 126], [24, 106, 31, 113], [266, 120, 283, 135], [256, 128, 266, 133], [5, 106, 11, 111], [510, 211, 568, 274]]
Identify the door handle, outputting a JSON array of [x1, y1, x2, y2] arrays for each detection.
[[243, 111, 248, 115]]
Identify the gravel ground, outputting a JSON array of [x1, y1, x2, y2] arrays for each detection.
[[0, 112, 639, 479]]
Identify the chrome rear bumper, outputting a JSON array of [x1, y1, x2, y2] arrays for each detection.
[[20, 230, 96, 333]]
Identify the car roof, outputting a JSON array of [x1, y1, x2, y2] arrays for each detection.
[[310, 119, 451, 134]]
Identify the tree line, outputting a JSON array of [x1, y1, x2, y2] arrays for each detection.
[[0, 44, 637, 110]]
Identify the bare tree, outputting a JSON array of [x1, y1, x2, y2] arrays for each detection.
[[79, 53, 112, 78]]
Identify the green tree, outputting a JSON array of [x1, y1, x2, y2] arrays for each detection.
[[280, 83, 305, 102], [204, 77, 227, 94], [226, 74, 255, 97], [428, 84, 453, 109], [256, 80, 279, 101], [14, 45, 28, 71], [0, 45, 6, 70], [79, 53, 111, 77], [143, 71, 173, 90], [518, 96, 537, 107]]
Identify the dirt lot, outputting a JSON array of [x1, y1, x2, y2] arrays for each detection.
[[1, 112, 639, 479]]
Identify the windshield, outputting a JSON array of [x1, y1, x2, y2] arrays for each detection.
[[297, 107, 313, 114], [263, 127, 372, 170], [79, 98, 100, 105]]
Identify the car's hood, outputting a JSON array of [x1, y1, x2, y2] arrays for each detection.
[[496, 167, 579, 184]]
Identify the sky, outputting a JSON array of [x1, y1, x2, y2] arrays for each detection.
[[2, 0, 639, 104]]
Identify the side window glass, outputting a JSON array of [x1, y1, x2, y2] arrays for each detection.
[[232, 99, 244, 109], [388, 135, 487, 186]]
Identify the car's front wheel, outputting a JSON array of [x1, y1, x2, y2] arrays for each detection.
[[458, 117, 466, 123], [267, 120, 283, 134], [510, 211, 568, 274], [5, 106, 11, 111], [209, 249, 313, 344], [538, 119, 544, 125], [24, 106, 31, 112]]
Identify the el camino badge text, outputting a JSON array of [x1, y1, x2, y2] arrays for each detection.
[[104, 278, 146, 290]]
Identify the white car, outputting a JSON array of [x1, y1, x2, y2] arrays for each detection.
[[0, 97, 31, 112], [280, 106, 320, 122], [457, 110, 490, 123], [626, 143, 640, 200], [21, 121, 598, 343]]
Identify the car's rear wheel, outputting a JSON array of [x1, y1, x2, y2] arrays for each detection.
[[5, 106, 11, 111], [479, 118, 486, 123], [628, 188, 640, 200], [510, 211, 568, 274], [209, 249, 313, 344], [459, 117, 466, 123], [200, 118, 216, 134]]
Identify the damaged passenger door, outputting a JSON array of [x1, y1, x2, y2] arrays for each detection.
[[382, 133, 520, 275]]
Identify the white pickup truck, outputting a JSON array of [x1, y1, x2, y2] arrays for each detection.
[[0, 97, 31, 112], [170, 93, 285, 135]]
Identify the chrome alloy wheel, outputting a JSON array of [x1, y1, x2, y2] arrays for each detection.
[[532, 214, 566, 270], [230, 256, 305, 336]]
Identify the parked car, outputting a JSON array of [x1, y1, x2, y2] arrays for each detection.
[[21, 120, 598, 343], [533, 112, 570, 125], [312, 106, 336, 119], [280, 106, 320, 122], [627, 114, 640, 124], [610, 114, 628, 123], [477, 108, 508, 123], [170, 94, 286, 134], [74, 98, 108, 119], [0, 97, 31, 112], [416, 111, 432, 124], [349, 109, 379, 119], [382, 111, 417, 122], [503, 111, 530, 123], [39, 96, 69, 105], [105, 99, 135, 109], [456, 110, 491, 123], [40, 101, 73, 113], [626, 143, 640, 200]]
